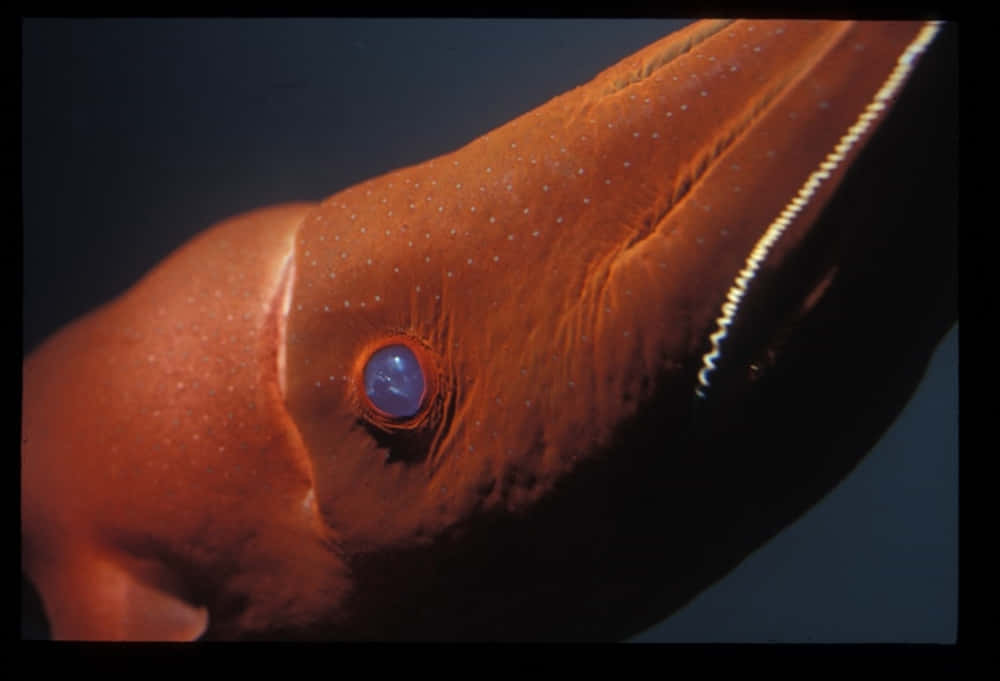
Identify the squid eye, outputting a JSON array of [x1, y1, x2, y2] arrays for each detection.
[[363, 344, 426, 419]]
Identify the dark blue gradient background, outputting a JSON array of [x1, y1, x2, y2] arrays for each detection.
[[21, 19, 957, 642]]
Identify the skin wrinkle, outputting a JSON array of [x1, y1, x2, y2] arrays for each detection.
[[600, 20, 735, 94]]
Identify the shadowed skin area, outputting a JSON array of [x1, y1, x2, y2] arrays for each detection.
[[21, 20, 956, 640]]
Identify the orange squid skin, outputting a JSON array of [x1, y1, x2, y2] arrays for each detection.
[[22, 204, 348, 639], [21, 20, 955, 640]]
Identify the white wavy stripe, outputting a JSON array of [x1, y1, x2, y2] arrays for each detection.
[[695, 21, 942, 399]]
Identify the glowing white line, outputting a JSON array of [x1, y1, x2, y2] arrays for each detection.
[[695, 21, 942, 399]]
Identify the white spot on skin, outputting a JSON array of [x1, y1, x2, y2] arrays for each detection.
[[302, 486, 314, 513]]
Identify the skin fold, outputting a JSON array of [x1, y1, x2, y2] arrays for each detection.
[[25, 19, 956, 637]]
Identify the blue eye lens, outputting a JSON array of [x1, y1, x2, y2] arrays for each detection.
[[363, 344, 426, 418]]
